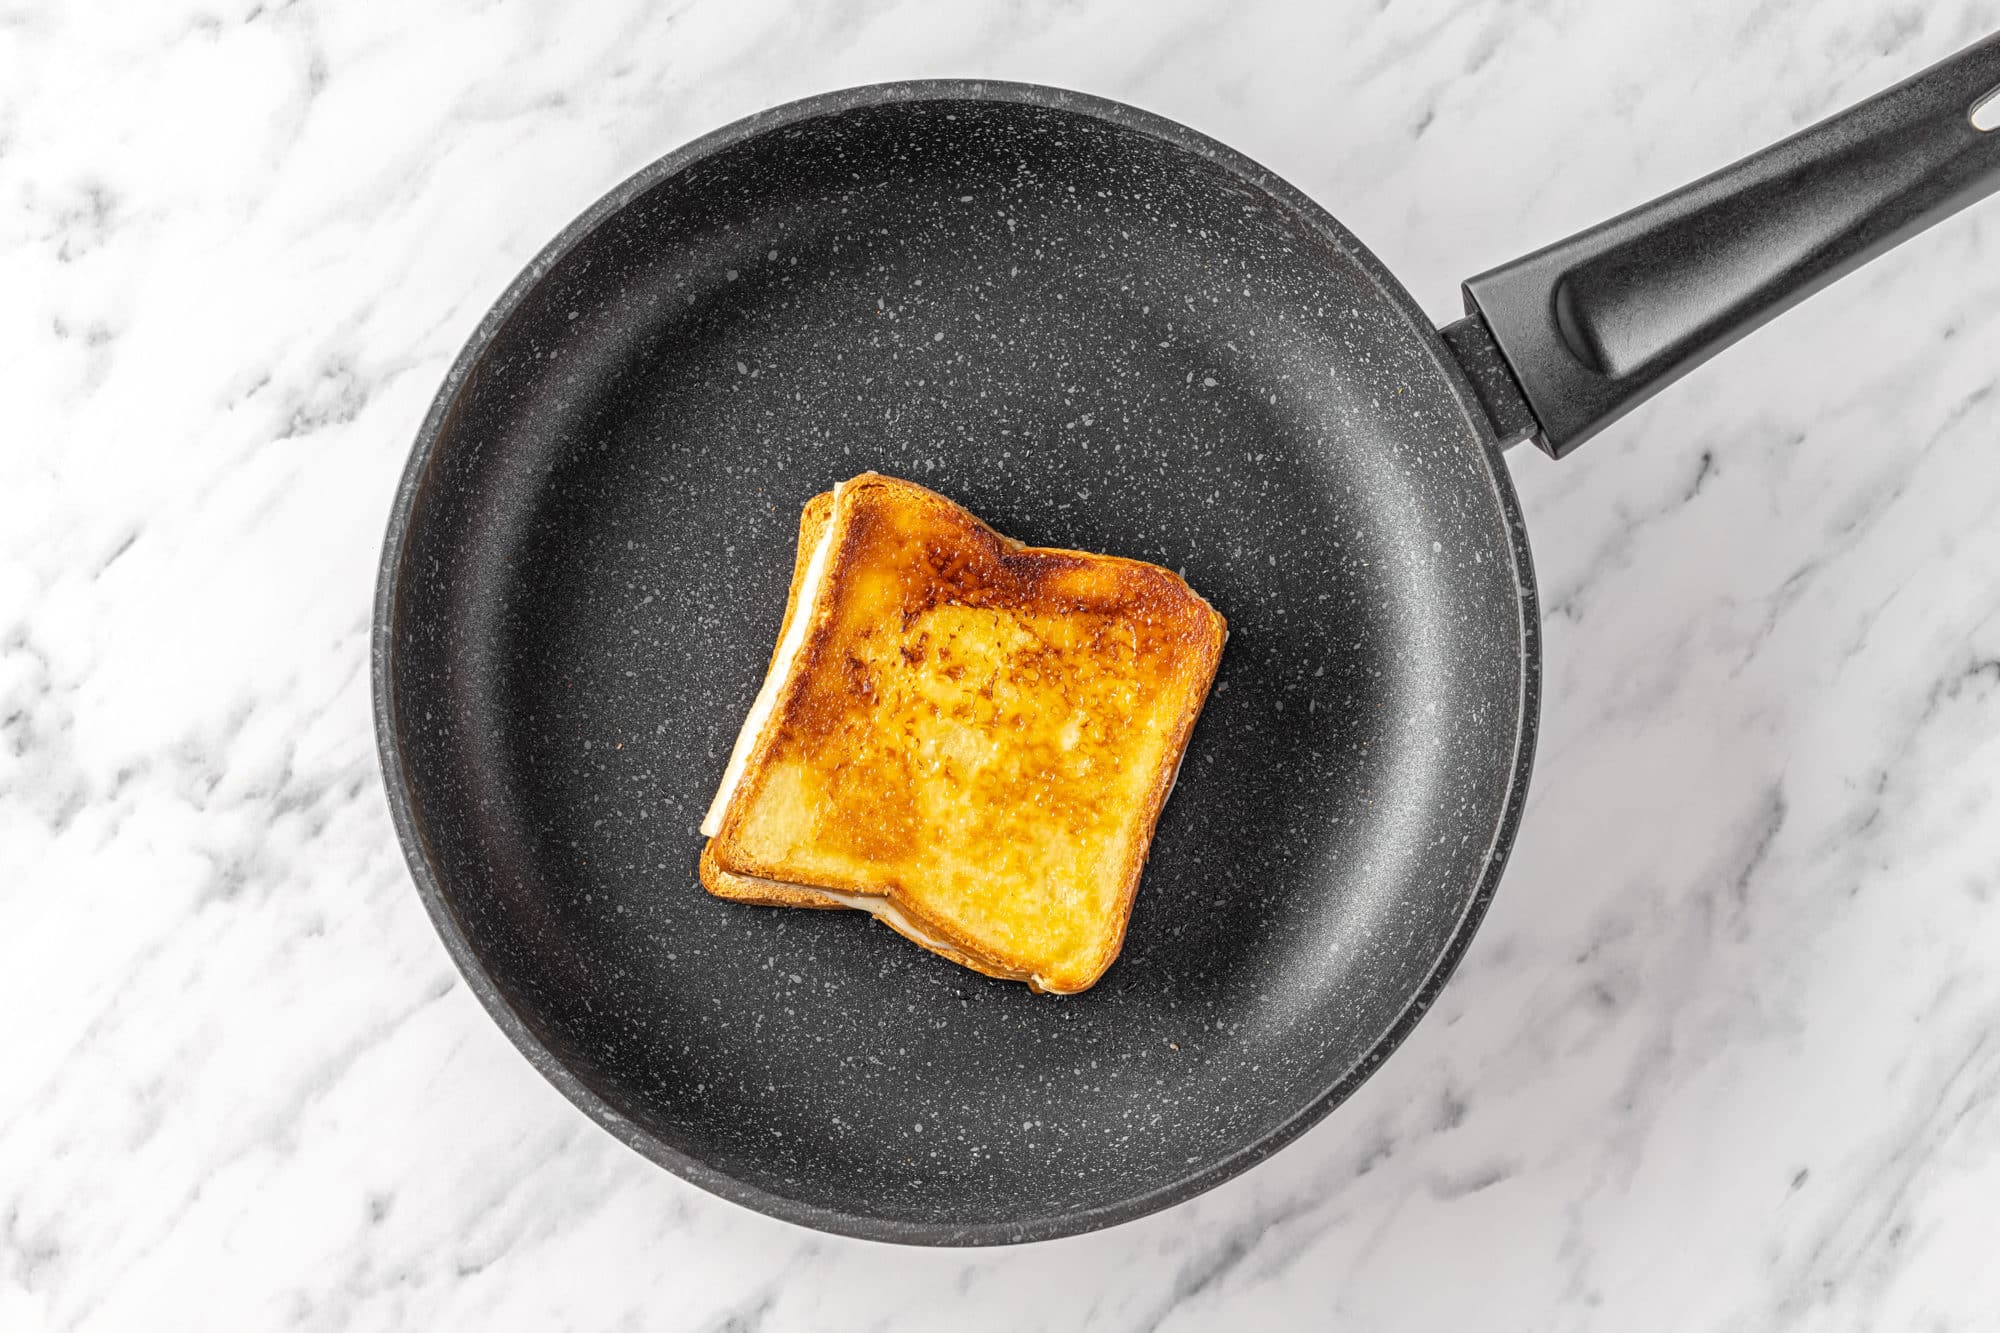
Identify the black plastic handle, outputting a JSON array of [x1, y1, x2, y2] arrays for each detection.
[[1446, 31, 2000, 458]]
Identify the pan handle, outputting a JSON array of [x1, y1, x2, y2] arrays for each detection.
[[1447, 30, 2000, 458]]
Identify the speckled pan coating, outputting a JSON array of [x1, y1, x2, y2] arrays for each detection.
[[373, 81, 1541, 1245]]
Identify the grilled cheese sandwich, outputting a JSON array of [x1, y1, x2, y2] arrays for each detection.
[[698, 473, 1225, 994]]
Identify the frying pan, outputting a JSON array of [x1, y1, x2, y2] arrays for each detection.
[[375, 35, 2000, 1242]]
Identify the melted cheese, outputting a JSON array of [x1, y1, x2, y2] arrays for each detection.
[[812, 889, 944, 949], [700, 482, 843, 837], [812, 888, 1049, 990]]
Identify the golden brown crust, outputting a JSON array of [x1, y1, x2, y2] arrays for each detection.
[[703, 473, 1227, 994], [701, 490, 845, 913], [699, 840, 847, 909]]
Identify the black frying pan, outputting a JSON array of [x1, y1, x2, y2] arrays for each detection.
[[375, 36, 2000, 1243]]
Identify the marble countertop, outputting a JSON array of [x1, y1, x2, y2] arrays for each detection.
[[8, 1, 2000, 1328]]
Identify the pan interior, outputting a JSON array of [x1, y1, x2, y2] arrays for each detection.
[[387, 93, 1528, 1239]]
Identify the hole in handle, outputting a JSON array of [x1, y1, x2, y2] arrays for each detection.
[[1974, 84, 2000, 132]]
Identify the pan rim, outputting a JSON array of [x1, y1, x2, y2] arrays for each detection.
[[371, 77, 1542, 1247]]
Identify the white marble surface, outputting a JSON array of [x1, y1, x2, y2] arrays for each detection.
[[7, 0, 2000, 1327]]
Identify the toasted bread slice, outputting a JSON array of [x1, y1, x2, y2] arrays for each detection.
[[699, 474, 1226, 994]]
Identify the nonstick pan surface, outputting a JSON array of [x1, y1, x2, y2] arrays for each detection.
[[377, 81, 1537, 1244]]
